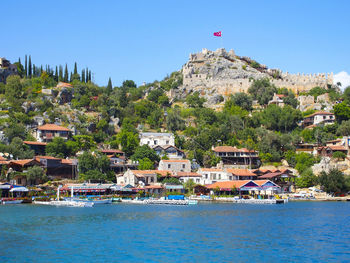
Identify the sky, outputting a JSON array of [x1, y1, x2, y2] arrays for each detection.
[[3, 0, 350, 88]]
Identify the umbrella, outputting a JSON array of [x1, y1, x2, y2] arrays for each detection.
[[10, 186, 29, 192]]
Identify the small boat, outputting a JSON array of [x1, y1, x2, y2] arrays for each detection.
[[75, 198, 112, 204], [34, 200, 94, 207], [1, 198, 23, 205]]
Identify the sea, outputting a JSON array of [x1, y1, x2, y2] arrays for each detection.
[[0, 202, 349, 263]]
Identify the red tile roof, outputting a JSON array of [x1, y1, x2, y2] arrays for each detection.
[[23, 141, 47, 146], [10, 159, 40, 167], [213, 146, 255, 153], [207, 180, 253, 189], [226, 169, 256, 176], [304, 111, 334, 118], [131, 170, 173, 177], [176, 172, 201, 177], [258, 172, 282, 179], [200, 168, 224, 172], [101, 149, 124, 154], [38, 124, 71, 132], [35, 156, 61, 161], [161, 159, 190, 163]]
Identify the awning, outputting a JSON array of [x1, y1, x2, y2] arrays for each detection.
[[10, 186, 29, 192]]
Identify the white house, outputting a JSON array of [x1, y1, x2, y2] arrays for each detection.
[[303, 111, 335, 127], [117, 169, 172, 187], [35, 124, 72, 142], [176, 172, 202, 184], [158, 159, 191, 173], [140, 132, 175, 147], [197, 168, 232, 185]]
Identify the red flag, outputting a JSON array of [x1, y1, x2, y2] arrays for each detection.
[[213, 31, 222, 37]]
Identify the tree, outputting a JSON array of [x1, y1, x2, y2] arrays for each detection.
[[116, 129, 139, 157], [24, 55, 28, 77], [248, 78, 277, 105], [78, 151, 111, 181], [26, 166, 46, 182], [334, 102, 350, 123], [5, 75, 24, 104], [59, 65, 63, 81], [295, 152, 316, 174], [46, 137, 68, 158], [166, 108, 185, 132], [319, 169, 348, 194], [28, 55, 32, 78], [203, 151, 221, 167], [107, 77, 113, 94], [229, 92, 253, 111], [5, 137, 34, 159], [332, 151, 346, 160], [337, 120, 350, 136], [4, 123, 27, 142], [81, 69, 85, 83], [138, 157, 154, 170], [131, 145, 160, 163], [64, 64, 69, 82], [186, 92, 206, 108], [184, 179, 196, 194], [296, 168, 317, 188]]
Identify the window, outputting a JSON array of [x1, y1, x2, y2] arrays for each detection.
[[154, 140, 157, 145], [196, 179, 200, 183], [17, 178, 22, 184], [166, 140, 169, 144], [182, 164, 185, 169], [218, 174, 221, 180], [147, 141, 150, 145], [150, 177, 154, 183], [168, 164, 171, 168], [205, 174, 208, 179], [229, 176, 232, 180], [323, 116, 326, 120]]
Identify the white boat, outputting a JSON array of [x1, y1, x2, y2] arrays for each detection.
[[34, 200, 94, 207], [71, 198, 112, 204], [1, 199, 23, 204]]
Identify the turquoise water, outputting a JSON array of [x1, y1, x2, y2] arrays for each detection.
[[0, 202, 349, 262]]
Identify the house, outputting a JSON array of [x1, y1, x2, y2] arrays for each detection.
[[295, 143, 317, 155], [23, 141, 47, 155], [36, 124, 72, 142], [303, 111, 335, 127], [268, 93, 285, 107], [158, 159, 191, 173], [100, 149, 125, 158], [206, 180, 260, 195], [316, 145, 348, 157], [226, 169, 258, 180], [8, 159, 43, 186], [153, 145, 185, 159], [140, 132, 175, 147], [0, 57, 17, 83], [212, 146, 260, 168], [176, 172, 202, 184], [254, 168, 295, 192], [35, 156, 77, 179], [197, 168, 231, 185], [117, 170, 172, 186]]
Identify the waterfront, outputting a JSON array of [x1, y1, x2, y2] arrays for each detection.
[[0, 202, 349, 262]]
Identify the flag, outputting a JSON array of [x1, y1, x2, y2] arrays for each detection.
[[213, 31, 222, 37]]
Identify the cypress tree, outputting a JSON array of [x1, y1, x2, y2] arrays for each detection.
[[85, 67, 89, 83], [69, 72, 72, 82], [24, 55, 27, 77], [40, 65, 43, 75], [28, 55, 32, 78], [64, 64, 68, 82], [59, 65, 63, 81], [81, 69, 85, 83], [55, 66, 58, 82], [74, 62, 78, 75], [107, 77, 112, 93], [88, 70, 92, 82]]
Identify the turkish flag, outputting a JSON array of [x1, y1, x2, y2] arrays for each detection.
[[213, 31, 222, 37]]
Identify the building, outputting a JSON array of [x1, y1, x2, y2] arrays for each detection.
[[226, 169, 258, 180], [23, 141, 47, 155], [316, 145, 348, 157], [35, 156, 77, 180], [158, 159, 191, 173], [117, 170, 172, 186], [253, 168, 295, 192], [303, 111, 335, 127], [198, 168, 231, 185], [140, 132, 175, 147], [176, 172, 202, 184], [7, 159, 43, 186], [268, 93, 285, 107], [36, 124, 72, 142], [0, 57, 17, 83], [295, 143, 317, 155], [212, 146, 260, 168], [153, 145, 185, 159]]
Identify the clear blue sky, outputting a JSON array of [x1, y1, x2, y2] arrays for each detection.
[[3, 0, 350, 87]]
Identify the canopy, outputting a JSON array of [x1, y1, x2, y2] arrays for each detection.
[[10, 186, 29, 192]]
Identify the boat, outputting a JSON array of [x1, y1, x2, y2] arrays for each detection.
[[34, 200, 94, 207], [1, 198, 23, 204], [70, 198, 112, 205]]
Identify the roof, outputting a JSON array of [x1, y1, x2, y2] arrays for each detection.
[[317, 145, 347, 151], [131, 170, 173, 177], [37, 124, 71, 132], [160, 159, 190, 163], [200, 168, 224, 172], [101, 149, 124, 154], [226, 169, 256, 177], [254, 180, 280, 187], [61, 159, 76, 165], [23, 141, 47, 146], [326, 139, 342, 143], [56, 82, 73, 88], [10, 159, 40, 167], [304, 111, 334, 118], [153, 145, 184, 152], [176, 172, 201, 177], [258, 172, 282, 179], [276, 94, 286, 98], [141, 132, 173, 137], [207, 180, 255, 189], [35, 156, 61, 161], [213, 146, 255, 153], [144, 185, 164, 189]]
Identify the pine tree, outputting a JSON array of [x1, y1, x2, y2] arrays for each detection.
[[24, 55, 28, 77], [107, 77, 113, 94], [81, 69, 85, 83], [59, 65, 63, 81], [64, 64, 68, 82], [28, 55, 32, 78]]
